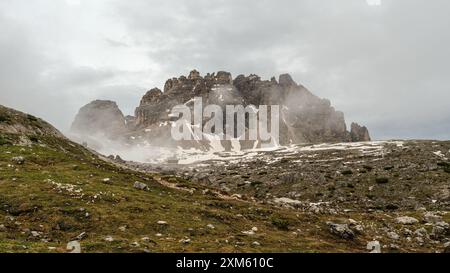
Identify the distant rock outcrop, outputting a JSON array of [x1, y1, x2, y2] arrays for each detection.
[[71, 100, 127, 139], [350, 123, 371, 142]]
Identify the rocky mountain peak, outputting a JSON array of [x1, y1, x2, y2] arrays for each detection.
[[215, 71, 233, 84], [72, 70, 371, 149], [350, 122, 371, 142], [278, 73, 297, 87], [188, 69, 201, 80], [71, 100, 127, 139], [140, 88, 163, 106]]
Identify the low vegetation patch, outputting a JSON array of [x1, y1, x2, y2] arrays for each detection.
[[0, 114, 10, 123], [0, 136, 342, 253], [0, 135, 11, 145], [28, 135, 39, 143], [271, 217, 290, 231]]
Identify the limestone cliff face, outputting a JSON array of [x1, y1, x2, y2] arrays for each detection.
[[133, 70, 371, 145], [71, 100, 127, 139], [350, 123, 371, 142], [72, 70, 370, 150]]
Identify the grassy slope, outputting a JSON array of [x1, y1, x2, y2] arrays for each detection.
[[0, 134, 365, 253], [0, 107, 447, 253]]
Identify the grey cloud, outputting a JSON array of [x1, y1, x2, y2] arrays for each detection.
[[0, 0, 449, 139]]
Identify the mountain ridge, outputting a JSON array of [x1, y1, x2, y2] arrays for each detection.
[[71, 70, 371, 151]]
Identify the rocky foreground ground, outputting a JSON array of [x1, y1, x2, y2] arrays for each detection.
[[1, 105, 449, 253], [126, 140, 450, 252]]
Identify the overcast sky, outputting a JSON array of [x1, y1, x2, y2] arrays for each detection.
[[0, 0, 449, 140]]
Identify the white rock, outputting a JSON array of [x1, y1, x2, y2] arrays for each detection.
[[403, 228, 412, 236], [180, 238, 191, 244], [387, 232, 400, 240], [104, 236, 114, 242], [242, 230, 255, 235], [396, 216, 419, 225], [435, 221, 449, 229], [414, 228, 428, 237], [431, 222, 449, 239], [354, 225, 364, 233], [67, 241, 81, 253], [207, 224, 215, 229], [118, 226, 127, 232], [252, 241, 261, 246], [157, 221, 168, 225], [389, 244, 399, 250], [74, 232, 87, 240], [327, 222, 355, 240], [367, 241, 381, 253], [423, 212, 443, 224], [12, 156, 25, 165], [273, 197, 302, 205], [134, 181, 149, 190]]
